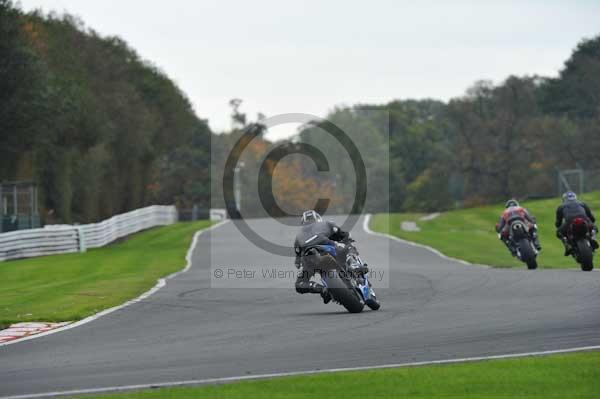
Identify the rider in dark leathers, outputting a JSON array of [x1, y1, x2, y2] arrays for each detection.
[[556, 191, 599, 255], [294, 210, 367, 304]]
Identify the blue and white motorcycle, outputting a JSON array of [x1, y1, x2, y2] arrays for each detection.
[[301, 242, 380, 313]]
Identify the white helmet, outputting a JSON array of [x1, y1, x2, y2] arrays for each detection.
[[562, 191, 577, 203], [300, 210, 322, 225]]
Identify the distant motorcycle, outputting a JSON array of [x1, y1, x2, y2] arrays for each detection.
[[564, 217, 596, 271], [301, 243, 380, 313], [505, 220, 539, 270]]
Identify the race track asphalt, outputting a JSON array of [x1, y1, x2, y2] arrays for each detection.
[[1, 216, 600, 397]]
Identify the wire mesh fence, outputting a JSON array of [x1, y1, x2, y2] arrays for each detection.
[[0, 181, 40, 233], [558, 169, 600, 198]]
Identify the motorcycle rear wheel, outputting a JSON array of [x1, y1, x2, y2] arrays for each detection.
[[518, 239, 538, 270], [326, 271, 364, 313], [577, 240, 594, 271]]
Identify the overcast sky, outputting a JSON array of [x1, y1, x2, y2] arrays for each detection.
[[17, 0, 600, 139]]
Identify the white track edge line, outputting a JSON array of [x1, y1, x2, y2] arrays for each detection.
[[0, 219, 230, 348], [362, 213, 487, 267], [3, 344, 600, 399]]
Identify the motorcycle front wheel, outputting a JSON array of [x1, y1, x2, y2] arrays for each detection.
[[365, 296, 381, 311]]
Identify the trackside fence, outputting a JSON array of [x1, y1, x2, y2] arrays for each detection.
[[0, 205, 178, 262]]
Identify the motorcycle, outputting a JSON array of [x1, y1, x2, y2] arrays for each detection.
[[301, 242, 380, 313], [504, 220, 539, 270], [565, 217, 596, 271]]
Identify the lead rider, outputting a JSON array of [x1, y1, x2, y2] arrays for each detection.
[[294, 210, 368, 303], [555, 191, 599, 255]]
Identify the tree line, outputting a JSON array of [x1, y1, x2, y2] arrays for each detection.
[[2, 0, 600, 222], [297, 35, 600, 213], [1, 0, 210, 223]]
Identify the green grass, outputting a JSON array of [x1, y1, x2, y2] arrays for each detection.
[[72, 352, 600, 399], [0, 221, 211, 329], [371, 192, 600, 269]]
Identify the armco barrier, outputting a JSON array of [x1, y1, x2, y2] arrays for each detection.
[[0, 205, 177, 262]]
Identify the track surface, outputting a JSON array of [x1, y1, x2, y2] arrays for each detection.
[[2, 216, 600, 397]]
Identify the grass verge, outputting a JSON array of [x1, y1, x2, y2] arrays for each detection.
[[371, 192, 600, 268], [0, 221, 212, 329], [72, 351, 600, 399]]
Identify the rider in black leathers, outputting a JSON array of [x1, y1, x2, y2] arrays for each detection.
[[556, 191, 599, 255], [294, 210, 367, 304]]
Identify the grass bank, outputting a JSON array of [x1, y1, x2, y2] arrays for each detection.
[[371, 192, 600, 268], [0, 221, 212, 329], [72, 351, 600, 399]]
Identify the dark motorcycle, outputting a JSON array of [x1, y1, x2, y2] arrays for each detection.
[[506, 220, 538, 270], [301, 242, 380, 313], [565, 217, 596, 271]]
